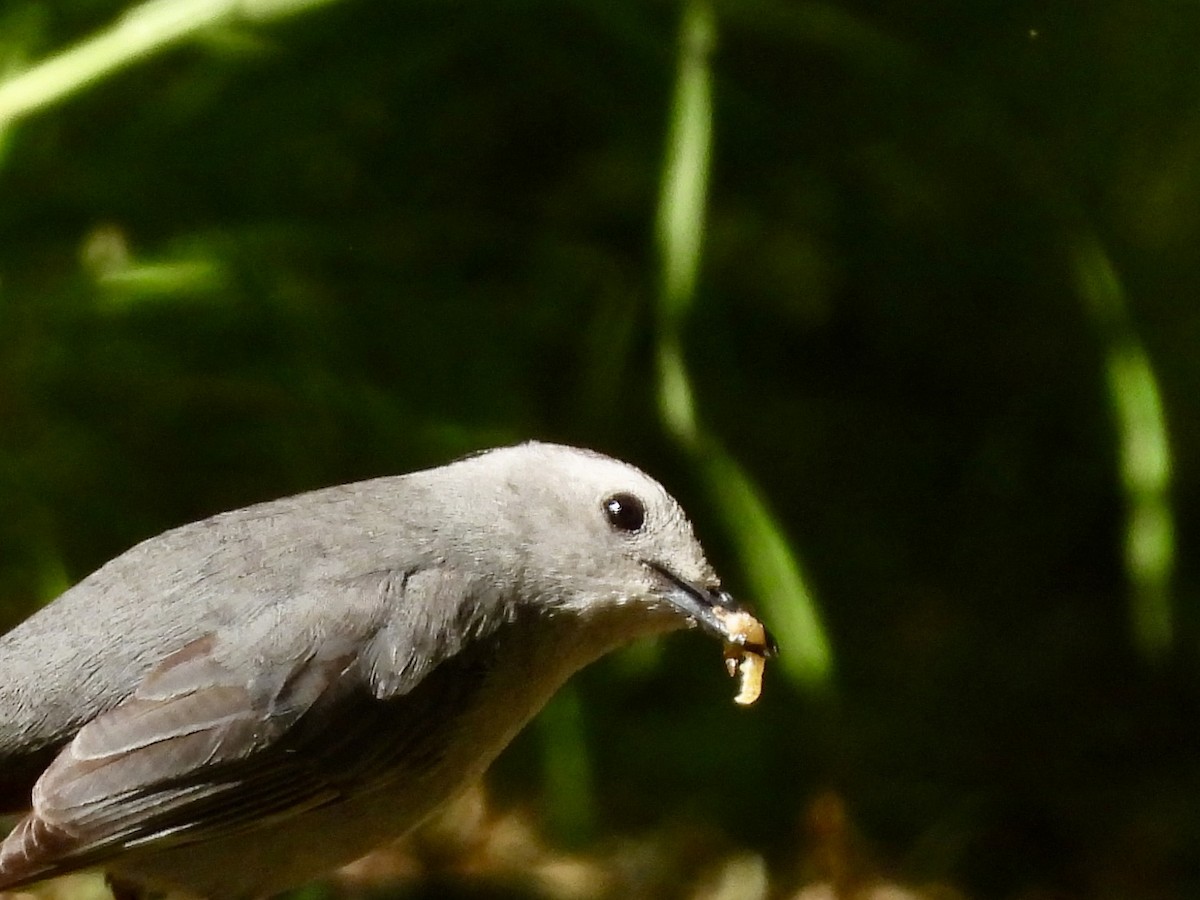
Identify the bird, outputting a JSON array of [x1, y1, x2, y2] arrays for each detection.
[[0, 441, 774, 898]]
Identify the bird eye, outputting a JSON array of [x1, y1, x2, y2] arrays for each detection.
[[603, 493, 645, 532]]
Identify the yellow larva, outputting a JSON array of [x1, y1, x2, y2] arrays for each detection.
[[716, 609, 768, 706]]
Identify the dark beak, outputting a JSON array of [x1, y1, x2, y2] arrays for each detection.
[[644, 561, 778, 657]]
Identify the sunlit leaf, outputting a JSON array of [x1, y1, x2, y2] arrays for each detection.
[[654, 0, 832, 686], [1074, 238, 1175, 658], [702, 446, 832, 686]]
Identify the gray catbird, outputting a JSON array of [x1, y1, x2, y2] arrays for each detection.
[[0, 442, 773, 898]]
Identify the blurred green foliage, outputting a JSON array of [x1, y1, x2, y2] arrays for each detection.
[[2, 0, 1200, 897]]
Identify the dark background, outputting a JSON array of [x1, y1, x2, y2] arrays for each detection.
[[1, 1, 1198, 898]]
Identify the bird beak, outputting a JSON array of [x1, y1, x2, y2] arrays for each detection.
[[643, 561, 778, 657]]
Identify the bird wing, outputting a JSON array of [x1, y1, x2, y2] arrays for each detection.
[[0, 567, 500, 890]]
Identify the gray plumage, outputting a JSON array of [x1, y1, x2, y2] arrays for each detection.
[[0, 442, 769, 898]]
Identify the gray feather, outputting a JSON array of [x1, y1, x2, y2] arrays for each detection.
[[0, 442, 735, 897]]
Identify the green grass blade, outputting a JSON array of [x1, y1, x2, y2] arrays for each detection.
[[1074, 238, 1175, 658], [654, 0, 832, 687]]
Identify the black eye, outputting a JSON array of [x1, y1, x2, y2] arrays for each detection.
[[603, 493, 645, 532]]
